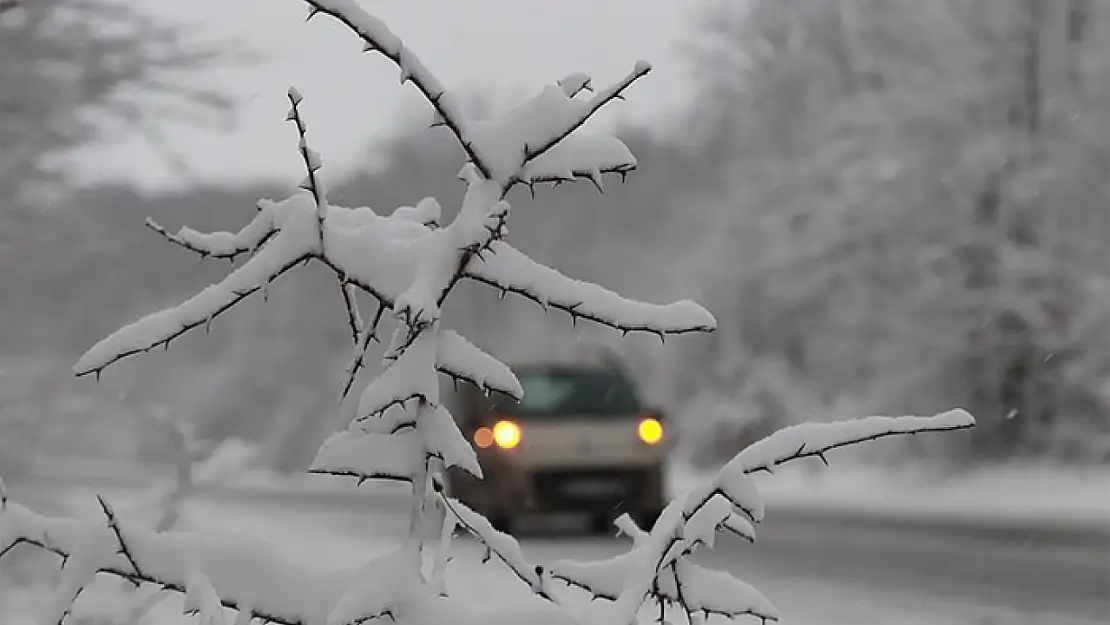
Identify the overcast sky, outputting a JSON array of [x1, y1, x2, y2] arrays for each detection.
[[69, 0, 703, 191]]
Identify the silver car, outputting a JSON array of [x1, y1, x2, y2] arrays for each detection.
[[446, 361, 668, 534]]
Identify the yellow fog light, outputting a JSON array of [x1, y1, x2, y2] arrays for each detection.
[[473, 426, 494, 449]]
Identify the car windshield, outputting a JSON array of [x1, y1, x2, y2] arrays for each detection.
[[496, 368, 642, 417]]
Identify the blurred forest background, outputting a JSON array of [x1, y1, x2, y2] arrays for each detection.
[[1, 0, 1107, 478]]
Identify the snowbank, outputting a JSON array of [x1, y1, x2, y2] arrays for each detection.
[[668, 461, 1110, 533], [23, 457, 1109, 533]]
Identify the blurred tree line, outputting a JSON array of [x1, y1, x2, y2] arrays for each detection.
[[673, 0, 1110, 464], [1, 0, 1106, 475]]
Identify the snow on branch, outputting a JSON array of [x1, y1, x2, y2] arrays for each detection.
[[309, 427, 422, 484], [519, 133, 636, 194], [731, 410, 976, 476], [0, 501, 356, 625], [435, 490, 557, 602], [391, 180, 508, 330], [300, 0, 491, 179], [468, 240, 717, 337], [285, 86, 327, 213], [53, 5, 980, 625], [436, 329, 523, 400], [466, 62, 649, 188], [312, 402, 479, 485], [354, 326, 439, 420], [550, 538, 778, 623], [3, 499, 573, 625], [75, 194, 322, 378], [143, 201, 280, 261], [299, 1, 646, 190], [550, 411, 976, 625], [498, 62, 650, 189]]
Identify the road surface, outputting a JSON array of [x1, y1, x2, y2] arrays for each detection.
[[6, 481, 1108, 625]]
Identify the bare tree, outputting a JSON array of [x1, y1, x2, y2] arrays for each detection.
[[0, 0, 235, 207]]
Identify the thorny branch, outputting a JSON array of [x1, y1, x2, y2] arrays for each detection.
[[96, 495, 144, 584], [74, 252, 313, 378], [144, 216, 275, 262], [340, 280, 365, 345], [286, 86, 327, 229], [27, 3, 978, 624], [1, 506, 308, 625], [341, 300, 386, 399], [433, 484, 559, 604], [300, 0, 493, 180], [512, 60, 651, 187]]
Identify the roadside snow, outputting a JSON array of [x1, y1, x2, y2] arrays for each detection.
[[24, 456, 1110, 531], [668, 461, 1110, 531], [3, 490, 1105, 625]]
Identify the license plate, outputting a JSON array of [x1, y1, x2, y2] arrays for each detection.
[[560, 478, 626, 498]]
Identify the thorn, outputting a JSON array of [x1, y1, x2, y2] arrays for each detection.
[[306, 7, 320, 21], [817, 452, 830, 467]]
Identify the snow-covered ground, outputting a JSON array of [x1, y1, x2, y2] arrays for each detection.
[[669, 461, 1110, 531], [2, 479, 1106, 625], [30, 450, 1110, 531]]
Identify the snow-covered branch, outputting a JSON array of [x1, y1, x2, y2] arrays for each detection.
[[507, 61, 650, 188], [0, 501, 350, 625], [300, 0, 492, 179], [300, 0, 646, 190], [468, 240, 717, 337], [75, 195, 322, 378], [731, 411, 976, 475], [285, 87, 327, 213], [34, 3, 980, 625], [435, 489, 557, 602], [551, 411, 976, 625], [143, 208, 277, 262]]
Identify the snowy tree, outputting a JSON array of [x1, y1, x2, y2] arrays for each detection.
[[670, 0, 1108, 462], [0, 0, 234, 207], [0, 0, 242, 478], [0, 1, 975, 624]]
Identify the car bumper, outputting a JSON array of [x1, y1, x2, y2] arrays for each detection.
[[449, 463, 665, 517]]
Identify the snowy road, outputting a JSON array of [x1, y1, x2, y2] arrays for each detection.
[[6, 483, 1108, 625], [185, 492, 1108, 625]]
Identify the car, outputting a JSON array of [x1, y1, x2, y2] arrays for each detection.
[[445, 360, 668, 534]]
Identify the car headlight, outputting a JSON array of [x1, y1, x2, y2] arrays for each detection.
[[638, 417, 664, 445], [492, 419, 521, 449]]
